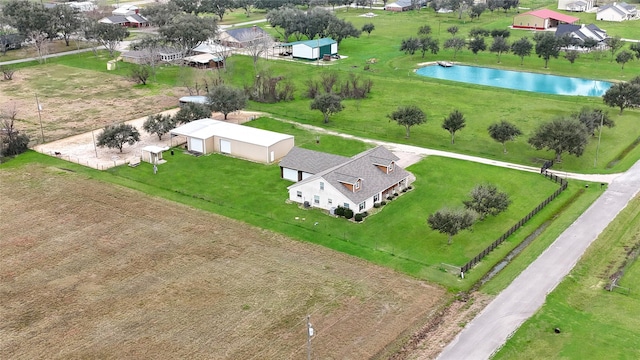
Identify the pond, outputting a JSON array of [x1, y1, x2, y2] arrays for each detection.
[[415, 64, 612, 97]]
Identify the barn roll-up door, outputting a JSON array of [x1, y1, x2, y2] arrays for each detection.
[[220, 139, 231, 154], [190, 138, 204, 153]]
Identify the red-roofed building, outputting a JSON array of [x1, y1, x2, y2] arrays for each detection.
[[513, 9, 580, 30]]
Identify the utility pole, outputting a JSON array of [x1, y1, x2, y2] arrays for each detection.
[[35, 93, 44, 143], [307, 315, 314, 360], [594, 112, 604, 167], [92, 130, 98, 158]]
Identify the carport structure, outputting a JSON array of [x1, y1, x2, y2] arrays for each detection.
[[170, 118, 294, 164]]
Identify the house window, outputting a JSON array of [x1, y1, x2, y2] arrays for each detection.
[[296, 191, 302, 198], [328, 198, 333, 205], [343, 203, 349, 209], [388, 162, 394, 173], [359, 201, 366, 211], [373, 194, 379, 202], [354, 180, 360, 190], [320, 182, 324, 190], [314, 195, 320, 204]]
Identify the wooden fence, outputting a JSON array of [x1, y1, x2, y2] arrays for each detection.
[[460, 172, 568, 274]]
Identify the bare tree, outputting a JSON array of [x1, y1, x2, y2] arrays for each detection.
[[237, 28, 273, 73]]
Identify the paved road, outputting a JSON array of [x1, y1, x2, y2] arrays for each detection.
[[436, 159, 640, 359]]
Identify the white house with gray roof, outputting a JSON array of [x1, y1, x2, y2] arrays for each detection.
[[558, 0, 594, 12], [282, 146, 412, 213], [596, 2, 638, 21]]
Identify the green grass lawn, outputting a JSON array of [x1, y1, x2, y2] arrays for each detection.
[[76, 118, 594, 290], [493, 195, 640, 359]]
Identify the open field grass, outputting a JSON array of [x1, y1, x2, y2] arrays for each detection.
[[493, 195, 640, 359], [0, 163, 448, 359], [0, 39, 94, 62]]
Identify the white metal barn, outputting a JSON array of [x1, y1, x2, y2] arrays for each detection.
[[170, 119, 294, 164], [284, 38, 338, 60]]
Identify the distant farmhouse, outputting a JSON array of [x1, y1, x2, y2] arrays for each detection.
[[217, 26, 271, 48], [513, 9, 580, 30], [99, 5, 149, 28], [384, 0, 428, 12], [596, 2, 638, 22], [0, 33, 24, 52], [558, 0, 594, 12], [282, 146, 412, 213], [555, 24, 608, 50]]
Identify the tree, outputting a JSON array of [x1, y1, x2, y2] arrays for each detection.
[[237, 29, 273, 72], [605, 36, 623, 63], [468, 36, 487, 61], [200, 0, 234, 21], [206, 85, 247, 120], [427, 208, 477, 245], [417, 25, 431, 36], [419, 36, 439, 58], [362, 23, 375, 37], [490, 29, 510, 38], [629, 42, 640, 60], [388, 105, 426, 138], [442, 109, 466, 144], [141, 2, 180, 26], [444, 37, 466, 59], [234, 0, 255, 17], [310, 93, 343, 124], [447, 26, 459, 37], [615, 50, 634, 70], [463, 184, 511, 220], [602, 81, 640, 114], [131, 34, 166, 75], [267, 7, 306, 42], [582, 38, 598, 51], [4, 1, 53, 62], [159, 13, 217, 55], [400, 37, 421, 56], [571, 108, 614, 136], [93, 22, 129, 58], [97, 124, 141, 153], [487, 120, 522, 153], [174, 103, 212, 124], [51, 5, 81, 47], [511, 37, 532, 66], [1, 65, 15, 80], [469, 3, 487, 20], [533, 32, 561, 69], [0, 106, 29, 157], [130, 64, 152, 85], [469, 27, 490, 38], [527, 117, 589, 162], [486, 0, 504, 12], [143, 114, 176, 140], [564, 50, 579, 64], [326, 18, 360, 46], [490, 36, 510, 63]]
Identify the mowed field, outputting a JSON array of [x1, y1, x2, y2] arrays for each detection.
[[0, 164, 447, 359]]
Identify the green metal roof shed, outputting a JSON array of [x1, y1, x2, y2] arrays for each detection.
[[282, 38, 338, 60]]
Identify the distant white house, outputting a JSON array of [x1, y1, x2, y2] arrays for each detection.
[[112, 5, 139, 16], [282, 146, 412, 213], [67, 1, 97, 12], [557, 0, 594, 12], [555, 23, 608, 50], [596, 2, 638, 21]]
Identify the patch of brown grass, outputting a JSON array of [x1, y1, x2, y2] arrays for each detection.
[[0, 164, 447, 359], [1, 65, 181, 143]]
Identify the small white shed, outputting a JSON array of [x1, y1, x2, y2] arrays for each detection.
[[283, 38, 338, 60], [142, 145, 169, 164]]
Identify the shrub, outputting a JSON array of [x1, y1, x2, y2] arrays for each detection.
[[393, 192, 399, 197], [335, 206, 345, 217], [362, 211, 369, 217], [373, 202, 381, 208], [344, 208, 354, 219], [381, 200, 387, 206], [408, 185, 413, 190], [402, 188, 407, 193], [354, 213, 363, 222], [387, 196, 393, 201]]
